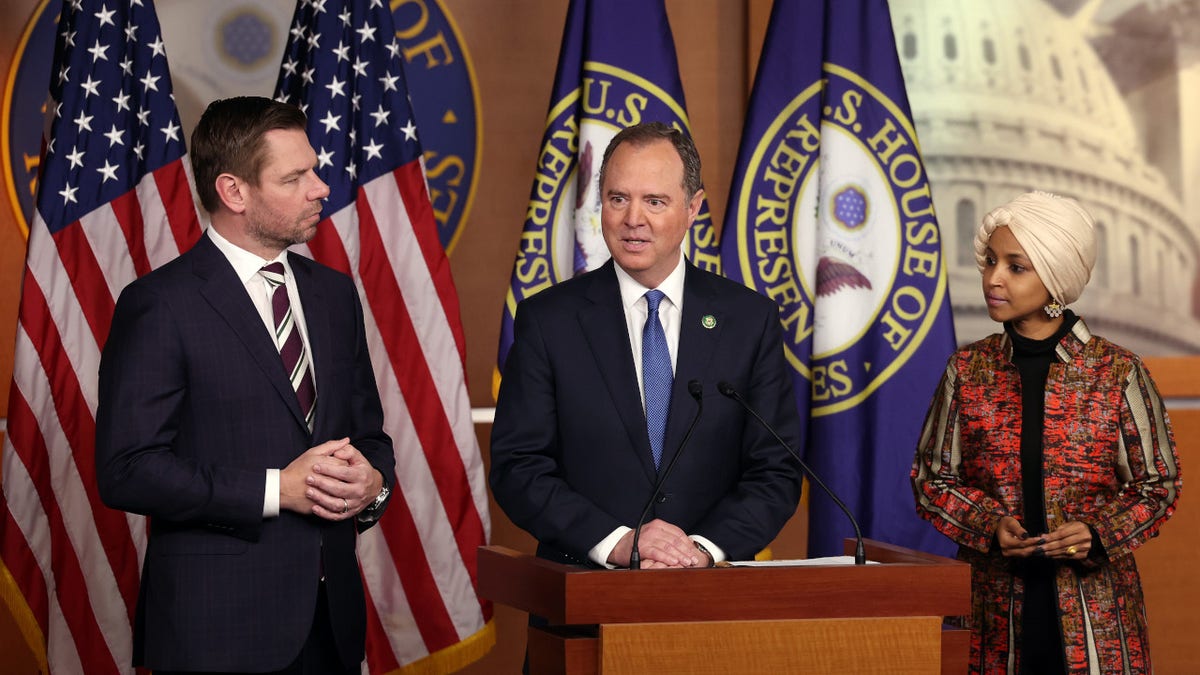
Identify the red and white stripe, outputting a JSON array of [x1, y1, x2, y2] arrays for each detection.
[[294, 160, 491, 670], [1, 160, 201, 674]]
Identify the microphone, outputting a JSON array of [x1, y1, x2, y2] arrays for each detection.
[[717, 381, 866, 565], [629, 379, 704, 570]]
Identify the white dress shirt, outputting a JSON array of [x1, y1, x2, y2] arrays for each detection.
[[587, 255, 725, 566], [207, 227, 315, 518]]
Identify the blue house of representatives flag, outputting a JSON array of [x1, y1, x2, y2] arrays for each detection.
[[720, 0, 957, 558], [495, 0, 720, 394]]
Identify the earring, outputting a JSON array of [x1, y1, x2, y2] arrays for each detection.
[[1043, 298, 1063, 318]]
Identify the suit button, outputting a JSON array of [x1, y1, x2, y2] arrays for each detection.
[[656, 493, 671, 504]]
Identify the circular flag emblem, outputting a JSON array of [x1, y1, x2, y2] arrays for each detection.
[[729, 64, 947, 415]]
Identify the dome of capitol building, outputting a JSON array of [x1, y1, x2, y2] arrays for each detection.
[[889, 0, 1200, 354]]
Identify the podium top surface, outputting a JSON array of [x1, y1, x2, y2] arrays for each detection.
[[478, 539, 969, 625]]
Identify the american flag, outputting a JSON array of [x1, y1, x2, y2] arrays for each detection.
[[274, 0, 492, 672], [0, 0, 201, 672]]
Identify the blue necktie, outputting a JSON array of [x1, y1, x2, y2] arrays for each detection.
[[642, 290, 673, 468]]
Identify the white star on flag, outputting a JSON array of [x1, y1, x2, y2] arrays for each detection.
[[272, 1, 490, 671], [1, 1, 202, 671]]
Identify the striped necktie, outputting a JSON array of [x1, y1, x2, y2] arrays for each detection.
[[259, 262, 316, 431], [642, 290, 673, 468]]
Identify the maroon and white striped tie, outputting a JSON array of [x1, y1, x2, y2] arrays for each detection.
[[259, 262, 316, 431]]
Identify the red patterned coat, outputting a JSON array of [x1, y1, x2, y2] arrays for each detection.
[[912, 319, 1180, 675]]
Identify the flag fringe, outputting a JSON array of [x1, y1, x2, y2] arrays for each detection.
[[387, 620, 496, 675], [0, 558, 47, 674]]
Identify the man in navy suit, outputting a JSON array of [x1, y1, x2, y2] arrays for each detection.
[[96, 97, 393, 674], [491, 123, 803, 570]]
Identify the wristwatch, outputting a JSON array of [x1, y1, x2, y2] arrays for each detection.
[[693, 540, 715, 568], [367, 484, 390, 512]]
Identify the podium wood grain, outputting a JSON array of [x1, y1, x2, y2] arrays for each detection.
[[600, 617, 943, 674], [479, 539, 970, 674]]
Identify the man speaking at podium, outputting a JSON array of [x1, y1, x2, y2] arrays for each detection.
[[491, 122, 803, 570]]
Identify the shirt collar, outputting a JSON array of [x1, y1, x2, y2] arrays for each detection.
[[207, 225, 290, 284], [999, 314, 1093, 363], [614, 254, 687, 312], [1055, 317, 1092, 363]]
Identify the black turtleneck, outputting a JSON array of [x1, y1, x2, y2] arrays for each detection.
[[1004, 310, 1077, 675], [1006, 311, 1077, 537]]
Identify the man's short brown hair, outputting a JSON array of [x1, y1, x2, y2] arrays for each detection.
[[190, 96, 308, 213], [598, 121, 703, 201]]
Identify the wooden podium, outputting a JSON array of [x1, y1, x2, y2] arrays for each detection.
[[479, 539, 970, 675]]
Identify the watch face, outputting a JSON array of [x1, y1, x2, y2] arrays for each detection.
[[372, 486, 390, 509]]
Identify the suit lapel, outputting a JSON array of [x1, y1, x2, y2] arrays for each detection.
[[191, 234, 310, 432], [660, 264, 723, 470], [578, 262, 659, 482]]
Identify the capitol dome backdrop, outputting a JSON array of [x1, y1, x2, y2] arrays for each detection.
[[892, 0, 1200, 354]]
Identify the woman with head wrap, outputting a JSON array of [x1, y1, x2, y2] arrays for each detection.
[[911, 191, 1181, 675]]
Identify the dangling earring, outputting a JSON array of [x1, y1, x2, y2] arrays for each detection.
[[1043, 298, 1063, 318]]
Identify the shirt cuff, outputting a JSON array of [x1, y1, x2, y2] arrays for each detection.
[[690, 535, 725, 564], [589, 526, 633, 568], [264, 469, 280, 518]]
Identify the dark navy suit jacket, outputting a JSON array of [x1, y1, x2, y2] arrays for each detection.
[[490, 259, 803, 565], [96, 233, 393, 672]]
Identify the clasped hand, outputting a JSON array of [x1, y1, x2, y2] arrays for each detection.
[[280, 437, 383, 520], [996, 515, 1091, 560], [608, 519, 708, 569]]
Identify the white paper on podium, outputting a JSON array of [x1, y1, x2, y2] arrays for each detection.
[[728, 556, 879, 567]]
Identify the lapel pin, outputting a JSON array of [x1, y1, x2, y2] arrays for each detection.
[[701, 314, 716, 329]]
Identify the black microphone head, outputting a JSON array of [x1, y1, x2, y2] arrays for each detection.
[[687, 379, 703, 401], [717, 381, 737, 398]]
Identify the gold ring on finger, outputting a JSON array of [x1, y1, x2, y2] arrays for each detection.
[[1066, 545, 1078, 555]]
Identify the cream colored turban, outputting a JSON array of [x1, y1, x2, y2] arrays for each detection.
[[974, 191, 1097, 306]]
